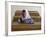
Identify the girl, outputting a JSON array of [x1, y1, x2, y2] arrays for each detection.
[[20, 9, 33, 24]]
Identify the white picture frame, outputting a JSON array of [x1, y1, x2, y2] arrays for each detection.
[[5, 1, 45, 36]]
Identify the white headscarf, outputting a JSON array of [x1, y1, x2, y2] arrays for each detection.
[[24, 9, 31, 19]]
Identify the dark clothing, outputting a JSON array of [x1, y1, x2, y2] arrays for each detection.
[[20, 18, 33, 24]]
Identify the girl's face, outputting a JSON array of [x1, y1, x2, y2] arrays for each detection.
[[22, 10, 26, 18]]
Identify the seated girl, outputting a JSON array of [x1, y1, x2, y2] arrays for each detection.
[[18, 9, 33, 24]]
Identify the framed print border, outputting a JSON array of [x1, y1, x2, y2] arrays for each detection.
[[5, 1, 45, 36]]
